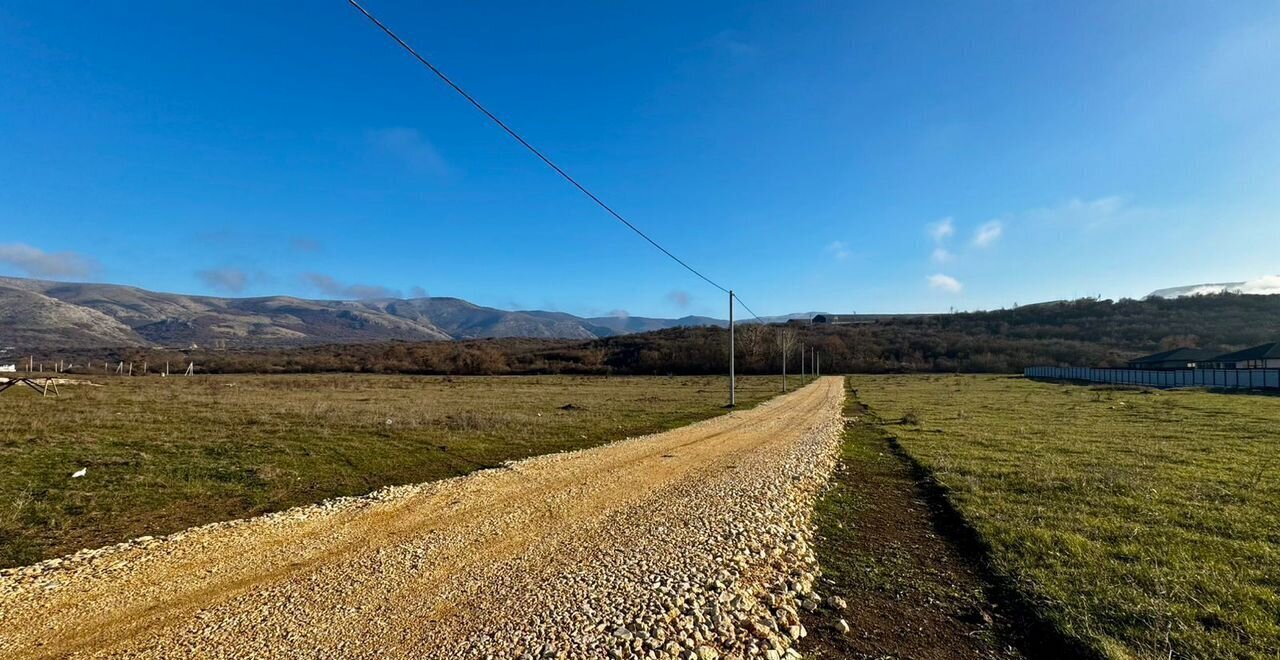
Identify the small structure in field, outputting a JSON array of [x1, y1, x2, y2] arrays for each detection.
[[1202, 342, 1280, 369], [1125, 348, 1214, 370], [0, 364, 15, 373], [0, 376, 60, 397]]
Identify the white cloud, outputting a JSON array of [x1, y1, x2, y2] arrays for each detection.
[[931, 247, 953, 263], [825, 240, 851, 260], [927, 217, 955, 242], [1027, 196, 1129, 228], [368, 127, 448, 174], [972, 221, 1003, 248], [928, 273, 963, 293], [302, 273, 398, 300], [290, 237, 323, 253], [1240, 275, 1280, 294], [0, 243, 96, 279], [706, 29, 758, 59], [1178, 275, 1280, 297], [196, 267, 250, 294]]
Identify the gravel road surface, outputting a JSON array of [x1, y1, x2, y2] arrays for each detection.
[[0, 377, 845, 659]]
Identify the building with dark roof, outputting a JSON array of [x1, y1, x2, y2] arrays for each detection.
[[811, 314, 867, 325], [1125, 348, 1216, 370], [1202, 342, 1280, 369]]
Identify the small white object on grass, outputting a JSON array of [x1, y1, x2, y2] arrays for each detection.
[[71, 468, 87, 478]]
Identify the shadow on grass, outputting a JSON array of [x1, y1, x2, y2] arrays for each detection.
[[874, 419, 1106, 660]]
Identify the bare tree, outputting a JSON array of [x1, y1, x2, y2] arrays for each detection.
[[738, 323, 771, 371], [776, 327, 798, 391]]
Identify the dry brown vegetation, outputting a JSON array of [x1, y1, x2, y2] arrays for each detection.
[[0, 374, 791, 568]]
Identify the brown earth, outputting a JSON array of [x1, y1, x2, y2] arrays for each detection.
[[800, 400, 1025, 660]]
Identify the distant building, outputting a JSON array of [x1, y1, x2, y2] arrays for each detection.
[[811, 314, 865, 325], [1125, 348, 1215, 370], [1202, 342, 1280, 369]]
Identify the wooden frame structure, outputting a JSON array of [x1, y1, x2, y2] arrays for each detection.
[[0, 377, 60, 397]]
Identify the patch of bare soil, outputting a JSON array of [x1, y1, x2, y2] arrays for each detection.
[[801, 401, 1024, 660]]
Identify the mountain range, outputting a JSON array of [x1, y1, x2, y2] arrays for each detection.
[[0, 276, 730, 350]]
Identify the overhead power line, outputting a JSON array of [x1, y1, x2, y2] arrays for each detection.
[[733, 295, 764, 323], [346, 0, 733, 296]]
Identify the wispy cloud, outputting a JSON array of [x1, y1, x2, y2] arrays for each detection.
[[0, 243, 96, 279], [1240, 275, 1280, 295], [825, 240, 851, 260], [931, 247, 953, 264], [1026, 196, 1129, 228], [1176, 275, 1280, 297], [368, 127, 448, 175], [972, 220, 1003, 247], [666, 290, 691, 309], [927, 217, 955, 243], [290, 237, 323, 253], [706, 29, 758, 59], [928, 273, 963, 293], [302, 273, 398, 300], [196, 267, 250, 294]]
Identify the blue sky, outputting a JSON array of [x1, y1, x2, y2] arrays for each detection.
[[2, 2, 1277, 318]]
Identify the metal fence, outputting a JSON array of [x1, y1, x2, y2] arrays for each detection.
[[1024, 366, 1280, 390]]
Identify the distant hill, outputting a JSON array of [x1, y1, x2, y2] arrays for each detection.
[[586, 314, 726, 334], [1148, 276, 1280, 299], [0, 277, 727, 350], [47, 291, 1280, 376]]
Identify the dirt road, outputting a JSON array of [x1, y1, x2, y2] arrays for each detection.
[[0, 377, 844, 659]]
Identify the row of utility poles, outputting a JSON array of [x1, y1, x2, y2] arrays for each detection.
[[15, 357, 194, 377], [727, 290, 820, 408]]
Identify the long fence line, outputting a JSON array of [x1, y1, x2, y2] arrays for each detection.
[[1025, 366, 1280, 390]]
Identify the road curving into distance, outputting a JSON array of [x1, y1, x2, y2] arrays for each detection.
[[0, 377, 845, 659]]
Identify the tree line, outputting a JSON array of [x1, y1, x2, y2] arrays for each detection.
[[30, 293, 1280, 376]]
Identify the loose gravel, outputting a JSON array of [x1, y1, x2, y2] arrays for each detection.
[[0, 377, 845, 659]]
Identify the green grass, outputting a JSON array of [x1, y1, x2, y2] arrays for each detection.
[[0, 374, 795, 568], [850, 374, 1280, 659]]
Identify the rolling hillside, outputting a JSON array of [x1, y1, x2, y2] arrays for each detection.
[[40, 291, 1277, 376], [0, 277, 726, 350]]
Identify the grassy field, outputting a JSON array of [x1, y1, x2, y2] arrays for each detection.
[[851, 374, 1280, 659], [0, 374, 793, 568]]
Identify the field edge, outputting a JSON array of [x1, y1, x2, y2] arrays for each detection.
[[848, 377, 1110, 660]]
